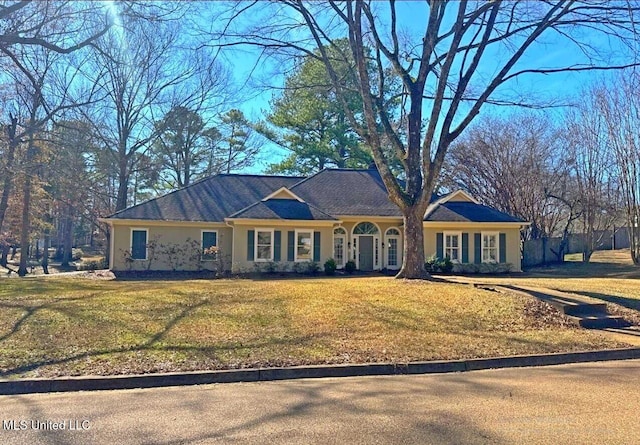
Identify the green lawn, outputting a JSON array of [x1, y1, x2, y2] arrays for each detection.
[[0, 274, 628, 379]]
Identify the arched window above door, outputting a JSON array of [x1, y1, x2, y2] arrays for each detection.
[[353, 222, 379, 235]]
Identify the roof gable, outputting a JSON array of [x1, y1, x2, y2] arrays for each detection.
[[228, 199, 337, 221], [262, 187, 305, 202]]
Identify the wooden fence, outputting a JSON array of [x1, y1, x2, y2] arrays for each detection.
[[522, 227, 630, 268]]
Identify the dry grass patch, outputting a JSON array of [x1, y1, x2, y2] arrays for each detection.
[[0, 275, 628, 379], [453, 249, 640, 325]]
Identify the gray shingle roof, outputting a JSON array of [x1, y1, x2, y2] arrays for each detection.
[[105, 169, 524, 224], [107, 175, 303, 222], [229, 199, 337, 220], [425, 201, 525, 223], [291, 168, 402, 216]]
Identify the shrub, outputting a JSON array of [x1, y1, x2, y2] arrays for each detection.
[[478, 262, 513, 274], [345, 260, 356, 274], [451, 262, 513, 274], [425, 255, 438, 273], [306, 261, 320, 275], [425, 255, 453, 274], [324, 258, 337, 276], [453, 263, 479, 274], [437, 257, 454, 274]]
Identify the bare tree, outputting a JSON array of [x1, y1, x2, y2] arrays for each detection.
[[0, 0, 113, 250], [81, 3, 231, 211], [595, 73, 640, 264], [564, 101, 620, 262], [216, 1, 640, 278], [442, 113, 567, 240]]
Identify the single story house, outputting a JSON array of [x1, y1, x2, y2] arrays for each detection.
[[101, 167, 528, 273]]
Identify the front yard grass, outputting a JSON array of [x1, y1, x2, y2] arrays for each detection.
[[0, 275, 629, 379], [460, 249, 640, 324]]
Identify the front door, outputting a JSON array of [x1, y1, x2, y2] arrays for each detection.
[[358, 236, 374, 271]]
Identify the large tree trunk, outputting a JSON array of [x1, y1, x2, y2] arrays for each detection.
[[41, 233, 50, 274], [0, 243, 9, 267], [61, 204, 74, 268], [0, 115, 19, 237], [396, 207, 430, 280], [17, 170, 32, 277]]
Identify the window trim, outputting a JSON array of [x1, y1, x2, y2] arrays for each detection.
[[481, 231, 499, 263], [254, 228, 274, 262], [201, 230, 218, 262], [294, 229, 314, 262], [130, 228, 149, 261], [444, 231, 462, 264], [333, 226, 347, 268], [385, 227, 402, 269]]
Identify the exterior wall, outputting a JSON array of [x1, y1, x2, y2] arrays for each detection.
[[110, 223, 232, 271], [231, 223, 334, 273], [229, 218, 405, 273], [109, 219, 524, 273], [423, 225, 522, 272]]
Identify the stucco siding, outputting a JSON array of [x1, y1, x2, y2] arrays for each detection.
[[231, 224, 334, 273], [110, 224, 232, 271], [423, 225, 522, 271]]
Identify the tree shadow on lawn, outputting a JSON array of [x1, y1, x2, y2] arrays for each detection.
[[0, 293, 106, 343], [0, 292, 325, 378], [571, 291, 640, 312]]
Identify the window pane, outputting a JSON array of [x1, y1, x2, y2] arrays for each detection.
[[131, 230, 147, 259], [354, 222, 378, 234], [297, 232, 312, 260], [297, 232, 311, 247], [202, 232, 217, 249], [257, 245, 271, 260], [334, 238, 344, 265], [257, 231, 271, 245], [202, 231, 217, 260], [388, 238, 397, 266]]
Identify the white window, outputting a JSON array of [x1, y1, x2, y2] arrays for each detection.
[[444, 232, 462, 263], [201, 230, 218, 261], [385, 227, 401, 269], [482, 232, 499, 263], [255, 229, 273, 262], [295, 230, 313, 261], [333, 227, 347, 267], [130, 228, 148, 260], [387, 238, 398, 266]]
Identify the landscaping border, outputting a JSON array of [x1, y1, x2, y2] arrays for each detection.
[[2, 348, 640, 395]]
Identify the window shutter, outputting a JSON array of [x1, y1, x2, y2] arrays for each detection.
[[499, 233, 507, 263], [474, 233, 482, 264], [462, 233, 469, 263], [247, 230, 255, 261], [274, 231, 281, 261], [436, 232, 443, 258], [287, 231, 295, 261], [313, 231, 321, 262], [132, 230, 147, 260]]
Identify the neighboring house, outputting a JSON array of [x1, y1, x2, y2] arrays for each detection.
[[101, 167, 528, 273]]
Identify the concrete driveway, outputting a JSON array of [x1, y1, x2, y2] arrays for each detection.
[[1, 359, 639, 444]]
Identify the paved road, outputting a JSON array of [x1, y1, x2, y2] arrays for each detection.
[[1, 360, 639, 444]]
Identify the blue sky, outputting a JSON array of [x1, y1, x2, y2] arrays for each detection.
[[211, 1, 638, 173]]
